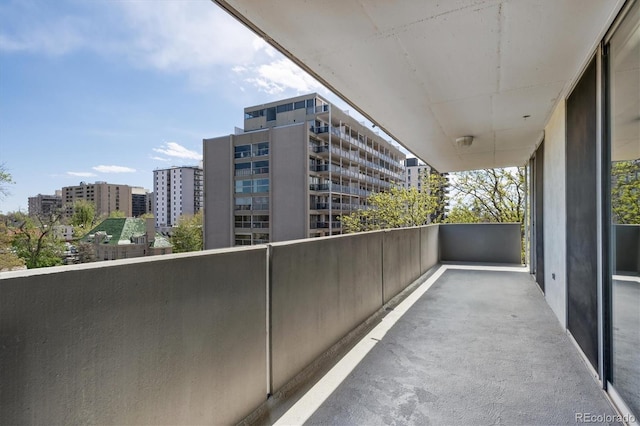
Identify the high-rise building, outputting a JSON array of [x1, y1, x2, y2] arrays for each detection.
[[62, 182, 132, 218], [204, 93, 406, 249], [131, 187, 151, 217], [153, 166, 203, 229], [28, 191, 63, 216], [404, 157, 429, 190]]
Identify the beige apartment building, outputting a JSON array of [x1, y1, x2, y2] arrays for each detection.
[[204, 93, 406, 248], [62, 181, 132, 218]]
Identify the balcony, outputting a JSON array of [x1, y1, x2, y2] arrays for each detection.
[[0, 224, 622, 425]]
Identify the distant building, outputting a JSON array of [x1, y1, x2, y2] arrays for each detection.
[[82, 217, 172, 261], [28, 192, 62, 216], [404, 158, 429, 190], [153, 166, 203, 229], [204, 93, 406, 248], [62, 182, 133, 218], [131, 187, 152, 217]]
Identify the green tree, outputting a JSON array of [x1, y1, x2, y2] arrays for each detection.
[[0, 163, 14, 201], [109, 210, 126, 218], [611, 160, 640, 224], [70, 200, 97, 233], [0, 216, 25, 271], [10, 211, 65, 268], [171, 211, 203, 253], [341, 172, 447, 233], [448, 167, 525, 223]]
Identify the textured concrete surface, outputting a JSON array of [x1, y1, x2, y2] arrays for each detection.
[[302, 269, 620, 425]]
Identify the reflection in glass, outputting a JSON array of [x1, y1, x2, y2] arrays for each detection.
[[609, 0, 640, 417]]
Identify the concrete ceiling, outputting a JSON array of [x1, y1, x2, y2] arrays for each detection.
[[213, 0, 626, 172]]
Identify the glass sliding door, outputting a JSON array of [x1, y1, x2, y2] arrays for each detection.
[[607, 0, 640, 417]]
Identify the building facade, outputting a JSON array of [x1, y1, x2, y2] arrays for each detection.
[[153, 166, 203, 229], [28, 192, 62, 216], [204, 93, 406, 248], [131, 187, 152, 217], [62, 182, 132, 218], [403, 158, 430, 190]]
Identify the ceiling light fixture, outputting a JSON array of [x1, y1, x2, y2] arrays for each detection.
[[456, 136, 474, 148]]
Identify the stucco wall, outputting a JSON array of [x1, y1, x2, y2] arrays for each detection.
[[543, 101, 568, 328]]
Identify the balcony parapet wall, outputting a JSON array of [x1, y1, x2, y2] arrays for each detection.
[[1, 223, 523, 425]]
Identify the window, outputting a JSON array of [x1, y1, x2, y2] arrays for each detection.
[[244, 109, 264, 119], [235, 180, 253, 194], [234, 145, 251, 159], [266, 107, 276, 121], [276, 103, 293, 113], [235, 162, 251, 176], [253, 178, 269, 193], [252, 196, 269, 211], [294, 100, 306, 110], [234, 215, 251, 228], [235, 234, 251, 246], [253, 142, 269, 157], [252, 160, 269, 174]]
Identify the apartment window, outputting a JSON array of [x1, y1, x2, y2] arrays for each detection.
[[252, 233, 269, 244], [266, 107, 276, 121], [234, 215, 251, 228], [253, 142, 269, 157], [235, 162, 251, 176], [244, 109, 264, 119], [235, 180, 253, 194], [253, 178, 269, 193], [252, 160, 269, 174], [252, 215, 269, 229], [294, 100, 305, 110], [252, 196, 269, 211], [234, 145, 251, 159], [234, 197, 252, 210], [276, 103, 293, 113], [234, 234, 251, 246]]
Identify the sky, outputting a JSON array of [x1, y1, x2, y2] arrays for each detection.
[[0, 0, 400, 214]]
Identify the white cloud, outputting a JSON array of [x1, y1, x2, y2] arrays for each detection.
[[153, 142, 202, 161], [150, 156, 170, 162], [239, 58, 325, 95], [67, 171, 97, 177], [92, 165, 136, 173]]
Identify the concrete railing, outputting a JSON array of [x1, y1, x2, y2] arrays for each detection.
[[439, 223, 523, 264], [615, 224, 640, 274], [0, 247, 267, 426], [0, 223, 519, 425]]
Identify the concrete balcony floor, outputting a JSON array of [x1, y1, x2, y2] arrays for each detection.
[[264, 266, 620, 426]]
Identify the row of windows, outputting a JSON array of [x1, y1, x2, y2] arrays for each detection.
[[235, 233, 270, 246], [235, 179, 269, 194], [234, 142, 269, 159], [234, 196, 269, 211], [234, 215, 270, 229], [244, 99, 315, 120], [235, 160, 269, 176]]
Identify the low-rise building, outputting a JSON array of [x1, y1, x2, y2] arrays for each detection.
[[83, 217, 172, 261]]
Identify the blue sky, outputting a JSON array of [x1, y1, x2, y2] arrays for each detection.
[[0, 0, 392, 214]]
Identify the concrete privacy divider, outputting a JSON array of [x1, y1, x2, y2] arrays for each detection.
[[421, 225, 439, 274], [614, 224, 640, 273], [269, 232, 384, 391], [439, 223, 522, 264], [382, 227, 422, 304], [0, 247, 267, 426]]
